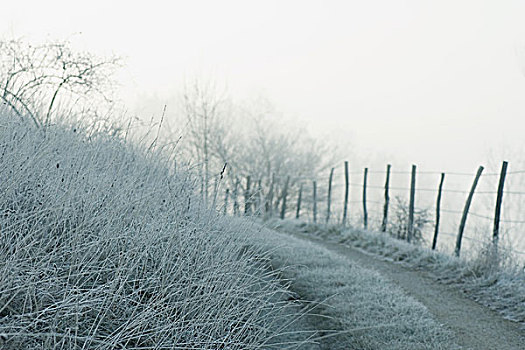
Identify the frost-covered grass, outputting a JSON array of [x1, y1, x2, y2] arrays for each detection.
[[272, 219, 525, 327], [0, 111, 305, 349], [247, 222, 457, 349]]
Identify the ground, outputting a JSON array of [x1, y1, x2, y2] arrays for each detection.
[[254, 223, 525, 349], [292, 232, 525, 350]]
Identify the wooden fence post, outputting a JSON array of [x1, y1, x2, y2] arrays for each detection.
[[265, 173, 275, 217], [407, 165, 416, 243], [326, 168, 335, 224], [280, 176, 290, 219], [313, 180, 317, 223], [244, 176, 251, 216], [363, 168, 368, 230], [212, 176, 218, 202], [233, 179, 239, 216], [342, 161, 349, 225], [273, 180, 281, 214], [199, 167, 205, 201], [455, 166, 484, 257], [296, 183, 303, 219], [256, 179, 263, 216], [493, 161, 508, 245], [432, 173, 445, 250], [223, 188, 229, 215], [381, 164, 391, 232]]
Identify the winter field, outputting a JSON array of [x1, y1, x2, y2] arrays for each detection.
[[3, 109, 516, 349], [0, 110, 303, 349], [3, 3, 525, 347]]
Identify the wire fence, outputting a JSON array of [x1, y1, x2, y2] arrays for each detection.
[[219, 160, 525, 262]]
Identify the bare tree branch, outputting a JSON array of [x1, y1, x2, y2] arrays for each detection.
[[0, 37, 121, 126]]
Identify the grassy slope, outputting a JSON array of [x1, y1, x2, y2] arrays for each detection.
[[243, 220, 457, 349], [0, 110, 481, 349], [272, 219, 525, 328], [0, 111, 306, 349]]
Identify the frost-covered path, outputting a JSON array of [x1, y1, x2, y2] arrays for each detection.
[[291, 232, 525, 350]]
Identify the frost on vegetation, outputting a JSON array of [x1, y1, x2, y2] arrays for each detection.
[[0, 110, 302, 349], [387, 197, 432, 244], [273, 219, 525, 327], [250, 226, 456, 350]]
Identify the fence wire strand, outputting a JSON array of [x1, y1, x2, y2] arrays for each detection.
[[231, 163, 525, 260]]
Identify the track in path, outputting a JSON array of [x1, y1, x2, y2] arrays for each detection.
[[293, 233, 525, 350]]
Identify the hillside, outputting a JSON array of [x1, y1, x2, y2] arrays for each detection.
[[0, 110, 306, 349], [1, 109, 512, 349]]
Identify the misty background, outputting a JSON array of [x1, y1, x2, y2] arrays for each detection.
[[3, 1, 525, 257], [4, 0, 525, 172]]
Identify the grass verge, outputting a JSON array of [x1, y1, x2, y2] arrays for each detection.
[[244, 220, 457, 349], [271, 219, 525, 328]]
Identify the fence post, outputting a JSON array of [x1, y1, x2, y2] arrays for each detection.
[[273, 181, 281, 214], [212, 176, 219, 210], [256, 179, 263, 216], [493, 161, 508, 245], [244, 175, 251, 215], [363, 167, 368, 230], [407, 165, 417, 243], [381, 164, 391, 232], [223, 188, 230, 215], [313, 180, 317, 223], [199, 167, 205, 201], [296, 183, 303, 219], [342, 161, 349, 225], [432, 173, 445, 250], [455, 166, 484, 257], [266, 173, 275, 217], [326, 167, 335, 224], [280, 176, 290, 220], [233, 179, 239, 216]]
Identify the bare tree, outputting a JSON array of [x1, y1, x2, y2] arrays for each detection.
[[212, 96, 339, 216], [175, 83, 344, 215], [180, 78, 230, 203], [0, 38, 121, 127]]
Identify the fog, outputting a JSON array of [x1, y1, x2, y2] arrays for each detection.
[[3, 0, 525, 172]]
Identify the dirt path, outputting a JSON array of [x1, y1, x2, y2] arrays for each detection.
[[292, 233, 525, 350]]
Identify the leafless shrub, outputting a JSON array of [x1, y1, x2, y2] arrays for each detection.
[[388, 196, 432, 244]]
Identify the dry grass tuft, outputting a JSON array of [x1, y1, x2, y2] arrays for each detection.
[[0, 110, 302, 349]]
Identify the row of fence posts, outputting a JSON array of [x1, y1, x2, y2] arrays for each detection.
[[223, 160, 509, 257]]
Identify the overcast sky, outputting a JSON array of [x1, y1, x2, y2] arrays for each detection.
[[3, 0, 525, 173]]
